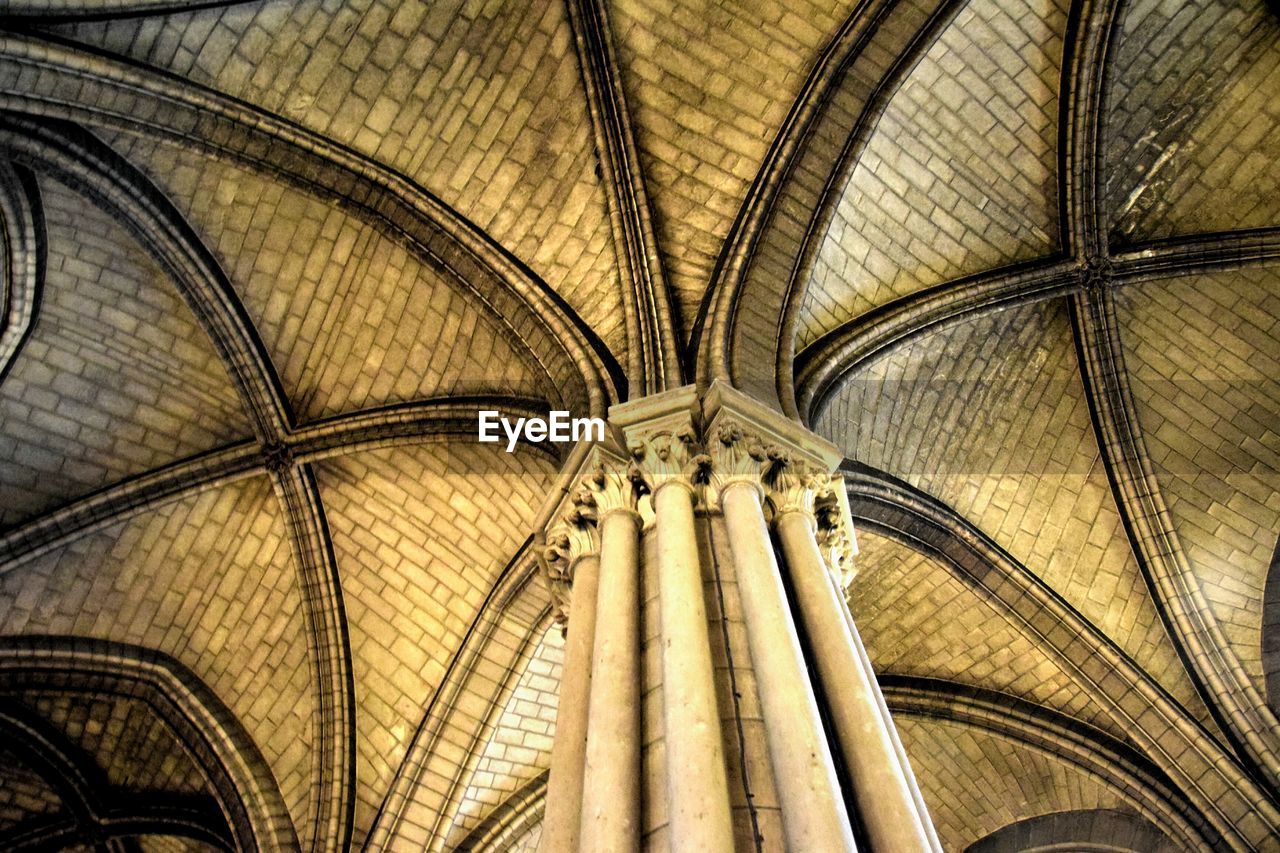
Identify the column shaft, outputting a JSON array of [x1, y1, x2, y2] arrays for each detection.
[[776, 510, 937, 852], [653, 483, 735, 850], [580, 512, 642, 852], [720, 483, 856, 852], [539, 554, 600, 853]]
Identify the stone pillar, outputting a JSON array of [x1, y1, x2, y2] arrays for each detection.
[[771, 467, 939, 852], [708, 418, 856, 853], [617, 389, 735, 851], [577, 454, 643, 852], [533, 381, 938, 852], [537, 513, 599, 853]]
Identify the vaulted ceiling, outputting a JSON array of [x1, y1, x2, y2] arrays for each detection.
[[0, 0, 1277, 851]]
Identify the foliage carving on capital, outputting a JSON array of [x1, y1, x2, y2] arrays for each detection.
[[815, 489, 858, 594], [571, 457, 641, 520], [705, 418, 778, 494], [766, 457, 833, 520], [542, 513, 597, 630], [628, 424, 705, 493]]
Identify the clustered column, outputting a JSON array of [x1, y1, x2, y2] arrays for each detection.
[[536, 381, 939, 852], [575, 452, 644, 851], [618, 391, 735, 851], [772, 469, 940, 852], [538, 503, 600, 852]]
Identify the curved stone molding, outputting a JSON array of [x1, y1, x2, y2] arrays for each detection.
[[694, 0, 960, 407], [564, 0, 681, 393], [0, 704, 235, 852], [0, 635, 299, 851], [454, 770, 547, 853], [0, 32, 619, 417], [1059, 0, 1120, 260], [797, 226, 1280, 426], [796, 259, 1076, 422], [0, 114, 289, 438], [1265, 538, 1280, 716], [1072, 288, 1280, 794], [0, 397, 556, 574], [0, 0, 253, 18], [363, 547, 549, 851], [844, 462, 1280, 848], [270, 465, 356, 852], [964, 808, 1175, 853], [0, 160, 43, 385], [882, 677, 1212, 850]]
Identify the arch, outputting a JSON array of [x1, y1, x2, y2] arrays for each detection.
[[842, 461, 1280, 848], [1263, 537, 1280, 715], [693, 0, 962, 410], [0, 32, 618, 417], [0, 0, 254, 19], [454, 771, 547, 853], [364, 544, 552, 851], [881, 676, 1205, 850], [0, 113, 289, 438], [0, 395, 561, 574], [0, 160, 43, 384], [0, 635, 299, 851], [1072, 285, 1280, 793], [964, 809, 1172, 853], [796, 226, 1280, 426]]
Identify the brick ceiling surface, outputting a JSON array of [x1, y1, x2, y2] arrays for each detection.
[[0, 0, 1277, 849]]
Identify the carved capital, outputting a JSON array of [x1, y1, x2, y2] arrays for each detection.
[[814, 479, 859, 594], [766, 457, 832, 521], [628, 425, 704, 494], [705, 418, 777, 496], [542, 518, 598, 583], [571, 457, 641, 521], [541, 514, 598, 629]]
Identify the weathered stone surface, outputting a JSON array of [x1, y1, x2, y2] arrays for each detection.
[[0, 176, 250, 529], [816, 301, 1211, 727], [1106, 0, 1280, 242], [800, 0, 1067, 349], [1118, 268, 1280, 699]]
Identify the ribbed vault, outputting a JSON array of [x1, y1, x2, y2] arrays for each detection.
[[0, 0, 1277, 849]]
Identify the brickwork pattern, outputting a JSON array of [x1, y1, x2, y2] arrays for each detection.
[[816, 300, 1209, 725], [370, 574, 548, 850], [508, 822, 543, 851], [0, 746, 62, 829], [16, 691, 209, 795], [104, 134, 547, 420], [0, 177, 250, 529], [610, 0, 862, 334], [446, 625, 562, 845], [1117, 269, 1280, 699], [314, 444, 554, 849], [54, 0, 626, 364], [799, 0, 1066, 350], [0, 476, 315, 833], [851, 530, 1122, 738], [1105, 0, 1280, 243], [898, 715, 1128, 851]]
